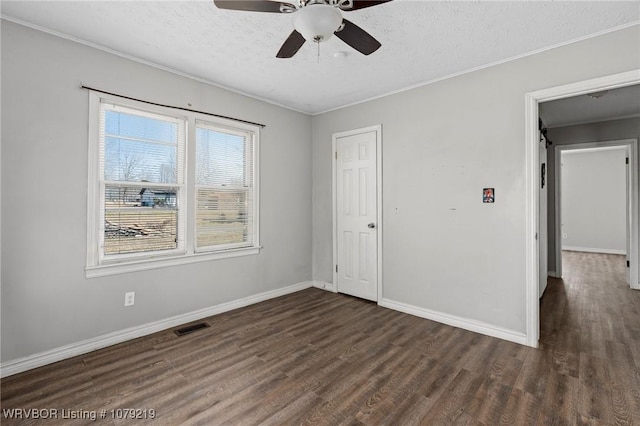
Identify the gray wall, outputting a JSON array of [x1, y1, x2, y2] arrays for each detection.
[[1, 21, 313, 362], [2, 19, 639, 365], [561, 148, 627, 252], [312, 26, 640, 334], [547, 117, 640, 272]]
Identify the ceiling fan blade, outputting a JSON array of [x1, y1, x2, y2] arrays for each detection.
[[343, 0, 393, 11], [276, 30, 306, 58], [334, 19, 381, 55], [213, 0, 294, 13]]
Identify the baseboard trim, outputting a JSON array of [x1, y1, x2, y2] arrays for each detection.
[[312, 281, 336, 292], [0, 281, 313, 378], [562, 246, 626, 255], [379, 298, 527, 346], [548, 271, 559, 278]]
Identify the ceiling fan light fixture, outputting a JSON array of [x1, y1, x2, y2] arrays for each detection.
[[293, 4, 343, 43]]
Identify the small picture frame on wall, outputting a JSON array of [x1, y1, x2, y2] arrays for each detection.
[[483, 188, 495, 203]]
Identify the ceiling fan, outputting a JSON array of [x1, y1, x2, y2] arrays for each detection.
[[213, 0, 393, 58]]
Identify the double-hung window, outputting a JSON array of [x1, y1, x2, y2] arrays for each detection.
[[100, 103, 185, 259], [87, 94, 260, 277], [195, 122, 256, 251]]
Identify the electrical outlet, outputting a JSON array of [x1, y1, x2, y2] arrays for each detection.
[[562, 233, 568, 239], [124, 292, 135, 307]]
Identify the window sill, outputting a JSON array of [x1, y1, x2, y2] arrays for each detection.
[[86, 246, 261, 278]]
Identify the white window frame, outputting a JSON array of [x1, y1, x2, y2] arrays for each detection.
[[98, 101, 187, 262], [86, 93, 261, 278], [194, 120, 258, 253]]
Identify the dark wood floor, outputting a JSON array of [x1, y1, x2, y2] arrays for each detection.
[[2, 251, 639, 425]]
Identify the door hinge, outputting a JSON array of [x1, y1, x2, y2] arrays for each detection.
[[336, 265, 338, 273], [335, 152, 338, 160], [626, 157, 629, 165], [628, 260, 630, 268]]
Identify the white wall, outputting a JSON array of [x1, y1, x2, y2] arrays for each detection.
[[1, 21, 313, 363], [561, 148, 627, 253], [546, 117, 640, 272], [312, 25, 640, 335]]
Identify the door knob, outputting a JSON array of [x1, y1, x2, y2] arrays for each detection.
[[368, 223, 376, 229]]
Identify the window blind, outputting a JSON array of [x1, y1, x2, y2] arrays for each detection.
[[99, 103, 185, 256], [195, 121, 255, 250]]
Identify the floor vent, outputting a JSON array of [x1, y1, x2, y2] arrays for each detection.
[[174, 322, 210, 336]]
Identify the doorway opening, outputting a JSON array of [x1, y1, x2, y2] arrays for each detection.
[[525, 70, 640, 347], [553, 141, 637, 286]]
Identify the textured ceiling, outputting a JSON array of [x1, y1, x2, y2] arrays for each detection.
[[540, 84, 640, 128], [1, 1, 639, 114]]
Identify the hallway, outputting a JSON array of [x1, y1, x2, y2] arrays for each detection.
[[536, 250, 640, 423]]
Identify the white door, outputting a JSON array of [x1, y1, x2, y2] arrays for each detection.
[[539, 135, 548, 297], [335, 128, 378, 301]]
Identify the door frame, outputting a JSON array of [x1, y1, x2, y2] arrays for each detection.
[[525, 69, 640, 347], [554, 140, 638, 286], [332, 124, 383, 302]]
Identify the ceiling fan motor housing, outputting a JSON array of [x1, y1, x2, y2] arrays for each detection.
[[293, 4, 343, 42]]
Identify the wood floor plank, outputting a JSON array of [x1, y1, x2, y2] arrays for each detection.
[[497, 388, 541, 425], [577, 352, 613, 422], [535, 370, 581, 425], [422, 368, 484, 423], [379, 392, 436, 425], [2, 251, 639, 425]]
